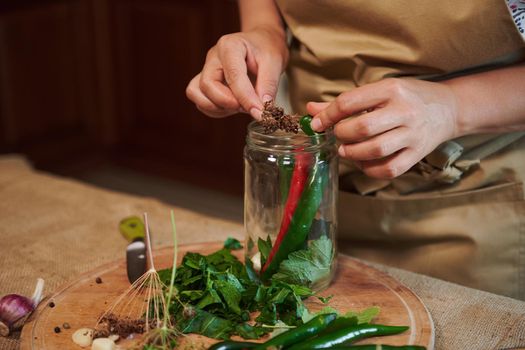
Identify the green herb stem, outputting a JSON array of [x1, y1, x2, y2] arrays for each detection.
[[164, 210, 178, 326]]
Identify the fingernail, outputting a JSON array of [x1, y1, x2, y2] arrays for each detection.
[[338, 145, 346, 157], [250, 108, 262, 120], [311, 118, 323, 131], [262, 94, 273, 102]]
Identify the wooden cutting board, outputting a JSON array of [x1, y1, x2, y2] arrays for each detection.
[[20, 242, 434, 349]]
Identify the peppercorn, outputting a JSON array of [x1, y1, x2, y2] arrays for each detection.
[[54, 326, 61, 333], [95, 277, 102, 284]]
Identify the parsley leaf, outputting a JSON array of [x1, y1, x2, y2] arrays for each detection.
[[224, 237, 243, 250], [272, 236, 334, 286]]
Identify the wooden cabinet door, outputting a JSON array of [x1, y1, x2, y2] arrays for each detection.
[[0, 1, 104, 169], [109, 0, 249, 194]]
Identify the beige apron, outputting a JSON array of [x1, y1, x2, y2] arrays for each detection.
[[275, 0, 525, 299]]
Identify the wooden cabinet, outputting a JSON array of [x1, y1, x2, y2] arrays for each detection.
[[109, 0, 248, 194], [0, 0, 103, 169], [0, 0, 248, 194]]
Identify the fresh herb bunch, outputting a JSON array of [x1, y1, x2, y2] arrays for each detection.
[[157, 238, 323, 341]]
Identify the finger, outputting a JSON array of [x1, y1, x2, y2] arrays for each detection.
[[306, 101, 330, 115], [186, 75, 237, 118], [255, 56, 283, 102], [333, 109, 405, 143], [200, 58, 241, 111], [196, 104, 236, 118], [338, 127, 411, 161], [311, 83, 390, 132], [360, 148, 419, 179], [217, 38, 263, 119]]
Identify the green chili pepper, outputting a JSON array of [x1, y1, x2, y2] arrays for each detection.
[[261, 114, 328, 279], [326, 346, 426, 350], [287, 324, 410, 350], [254, 313, 337, 350], [300, 115, 316, 136], [316, 316, 358, 336], [207, 341, 258, 350]]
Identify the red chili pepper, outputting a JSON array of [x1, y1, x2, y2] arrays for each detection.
[[261, 151, 312, 273]]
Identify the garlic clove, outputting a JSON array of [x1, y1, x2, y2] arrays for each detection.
[[91, 337, 116, 350], [0, 321, 9, 337], [72, 328, 93, 347], [251, 252, 262, 272]]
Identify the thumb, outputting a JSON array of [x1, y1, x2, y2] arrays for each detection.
[[306, 101, 330, 115], [255, 58, 283, 102]]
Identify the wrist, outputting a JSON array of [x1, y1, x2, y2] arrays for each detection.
[[239, 0, 285, 34], [442, 79, 471, 139]]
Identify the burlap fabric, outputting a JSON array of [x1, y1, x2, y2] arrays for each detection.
[[0, 155, 524, 350]]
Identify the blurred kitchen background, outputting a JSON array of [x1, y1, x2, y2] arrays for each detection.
[[0, 0, 247, 222]]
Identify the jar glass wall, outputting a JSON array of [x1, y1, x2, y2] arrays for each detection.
[[244, 121, 338, 291]]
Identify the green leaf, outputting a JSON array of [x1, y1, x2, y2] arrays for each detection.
[[255, 303, 277, 325], [317, 295, 333, 304], [272, 236, 334, 286], [244, 256, 261, 284], [235, 323, 267, 339], [344, 306, 381, 324], [215, 279, 242, 315], [224, 237, 243, 250], [269, 288, 291, 304], [180, 290, 205, 301], [196, 288, 223, 309], [258, 236, 272, 263], [179, 309, 234, 340], [300, 306, 338, 323]]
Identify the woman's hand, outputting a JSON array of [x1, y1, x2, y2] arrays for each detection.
[[307, 78, 459, 179], [186, 26, 288, 119]]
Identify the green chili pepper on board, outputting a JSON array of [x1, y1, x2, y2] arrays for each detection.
[[287, 324, 409, 350], [327, 346, 426, 350], [254, 313, 337, 350], [316, 316, 359, 336]]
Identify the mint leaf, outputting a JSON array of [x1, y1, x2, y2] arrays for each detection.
[[224, 237, 243, 250], [179, 309, 233, 340], [344, 306, 381, 324], [300, 306, 338, 323], [272, 236, 334, 286], [258, 236, 272, 263]]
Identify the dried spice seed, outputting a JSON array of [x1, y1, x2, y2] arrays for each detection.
[[260, 100, 300, 134], [54, 326, 61, 333], [48, 301, 55, 308], [95, 277, 102, 284], [63, 322, 71, 329]]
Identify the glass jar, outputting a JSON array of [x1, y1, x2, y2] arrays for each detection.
[[244, 121, 338, 291]]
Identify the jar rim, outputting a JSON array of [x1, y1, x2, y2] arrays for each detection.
[[246, 121, 335, 153]]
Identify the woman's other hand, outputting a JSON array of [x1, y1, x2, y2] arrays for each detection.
[[307, 78, 459, 179]]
